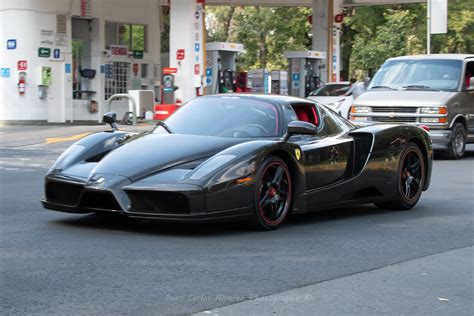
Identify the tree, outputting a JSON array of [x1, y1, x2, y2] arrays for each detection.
[[206, 6, 312, 70]]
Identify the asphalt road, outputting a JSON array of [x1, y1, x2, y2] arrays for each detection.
[[0, 133, 473, 315]]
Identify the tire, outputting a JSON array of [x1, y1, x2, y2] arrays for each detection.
[[251, 156, 292, 230], [375, 142, 425, 210], [445, 123, 466, 160]]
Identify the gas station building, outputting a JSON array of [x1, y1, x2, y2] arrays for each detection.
[[0, 0, 423, 123]]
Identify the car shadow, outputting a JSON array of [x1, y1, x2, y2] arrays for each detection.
[[50, 203, 398, 237]]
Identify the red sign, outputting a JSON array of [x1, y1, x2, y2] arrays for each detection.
[[177, 49, 185, 60], [17, 60, 27, 71], [335, 14, 344, 23], [110, 45, 128, 56], [133, 63, 139, 75], [163, 67, 177, 74], [194, 64, 200, 75]]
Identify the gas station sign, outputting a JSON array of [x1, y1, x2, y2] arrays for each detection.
[[38, 47, 51, 58], [17, 60, 27, 71], [163, 67, 178, 74], [177, 49, 185, 60], [110, 45, 128, 56]]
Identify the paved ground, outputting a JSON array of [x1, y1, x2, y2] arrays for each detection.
[[0, 126, 473, 315]]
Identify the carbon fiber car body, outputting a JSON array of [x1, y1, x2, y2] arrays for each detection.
[[42, 95, 433, 222]]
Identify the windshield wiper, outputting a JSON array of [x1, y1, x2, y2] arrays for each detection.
[[370, 85, 396, 90], [402, 85, 439, 91], [155, 121, 173, 134]]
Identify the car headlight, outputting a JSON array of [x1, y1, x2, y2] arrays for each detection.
[[421, 106, 447, 114], [189, 155, 236, 180], [351, 106, 371, 114]]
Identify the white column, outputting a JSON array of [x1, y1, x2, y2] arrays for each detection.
[[312, 0, 329, 83], [169, 0, 204, 103]]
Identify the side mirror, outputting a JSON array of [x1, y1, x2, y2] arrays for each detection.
[[103, 112, 118, 131], [363, 77, 371, 89], [284, 121, 318, 141]]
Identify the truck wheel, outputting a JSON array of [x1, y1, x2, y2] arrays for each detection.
[[446, 123, 466, 160]]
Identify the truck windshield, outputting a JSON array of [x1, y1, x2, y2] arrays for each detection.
[[369, 59, 462, 91]]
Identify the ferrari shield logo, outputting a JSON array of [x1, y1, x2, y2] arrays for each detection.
[[295, 148, 301, 160]]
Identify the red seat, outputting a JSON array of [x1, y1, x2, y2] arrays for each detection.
[[293, 105, 319, 126]]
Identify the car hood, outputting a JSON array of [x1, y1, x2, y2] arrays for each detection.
[[90, 133, 246, 181], [354, 90, 456, 107], [307, 96, 344, 106]]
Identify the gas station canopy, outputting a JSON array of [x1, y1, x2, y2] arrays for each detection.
[[205, 0, 425, 6]]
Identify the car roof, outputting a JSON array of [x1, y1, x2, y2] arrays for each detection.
[[321, 81, 350, 85], [206, 93, 315, 105], [387, 54, 474, 61]]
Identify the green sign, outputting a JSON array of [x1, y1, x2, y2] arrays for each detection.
[[38, 47, 51, 58], [133, 50, 144, 59]]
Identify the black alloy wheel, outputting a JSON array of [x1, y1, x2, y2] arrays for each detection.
[[375, 142, 425, 210], [253, 156, 292, 230]]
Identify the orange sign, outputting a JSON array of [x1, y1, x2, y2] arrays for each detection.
[[163, 68, 177, 74]]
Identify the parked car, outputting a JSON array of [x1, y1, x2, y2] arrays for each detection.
[[307, 81, 364, 118], [350, 54, 474, 159], [42, 94, 432, 230]]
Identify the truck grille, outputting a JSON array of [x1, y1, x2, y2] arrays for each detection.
[[372, 117, 417, 123], [371, 106, 418, 113]]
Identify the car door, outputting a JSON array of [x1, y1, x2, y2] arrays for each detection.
[[293, 104, 355, 190]]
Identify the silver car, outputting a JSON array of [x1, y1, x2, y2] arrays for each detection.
[[350, 54, 474, 159]]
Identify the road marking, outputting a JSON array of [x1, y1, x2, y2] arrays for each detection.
[[46, 132, 90, 144]]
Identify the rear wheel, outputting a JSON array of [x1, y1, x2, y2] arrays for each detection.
[[252, 156, 292, 230], [375, 142, 425, 210], [445, 123, 466, 159]]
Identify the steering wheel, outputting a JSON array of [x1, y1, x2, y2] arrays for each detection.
[[228, 130, 253, 138], [247, 124, 271, 136]]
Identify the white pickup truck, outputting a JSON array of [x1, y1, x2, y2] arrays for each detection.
[[350, 54, 474, 159]]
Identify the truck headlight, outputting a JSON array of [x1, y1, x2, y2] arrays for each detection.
[[420, 118, 447, 124], [421, 107, 447, 114], [351, 106, 371, 113]]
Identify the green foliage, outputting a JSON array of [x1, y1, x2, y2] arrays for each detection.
[[206, 6, 311, 70], [345, 1, 473, 79]]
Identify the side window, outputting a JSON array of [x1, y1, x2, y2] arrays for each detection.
[[465, 61, 474, 90], [318, 105, 345, 137]]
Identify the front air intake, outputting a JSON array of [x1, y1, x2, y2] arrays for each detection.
[[126, 191, 190, 214], [79, 190, 122, 211], [46, 181, 83, 206]]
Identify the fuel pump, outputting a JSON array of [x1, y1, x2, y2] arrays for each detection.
[[235, 72, 250, 92], [205, 42, 244, 95], [270, 70, 288, 95], [284, 51, 326, 98], [161, 73, 177, 104]]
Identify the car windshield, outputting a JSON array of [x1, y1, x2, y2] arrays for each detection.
[[154, 97, 280, 138], [369, 59, 462, 91], [310, 84, 350, 96]]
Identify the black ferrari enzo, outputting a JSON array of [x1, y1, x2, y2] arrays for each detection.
[[43, 94, 432, 230]]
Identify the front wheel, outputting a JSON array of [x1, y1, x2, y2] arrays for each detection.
[[375, 142, 425, 210], [252, 156, 292, 230], [445, 123, 466, 159]]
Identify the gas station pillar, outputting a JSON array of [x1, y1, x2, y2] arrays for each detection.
[[169, 0, 204, 103], [312, 0, 330, 83]]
